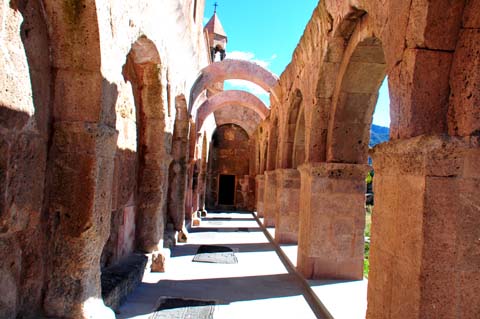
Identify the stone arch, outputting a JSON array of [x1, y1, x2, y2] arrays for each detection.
[[281, 90, 303, 168], [189, 59, 279, 113], [196, 90, 268, 132], [102, 36, 166, 269], [122, 36, 170, 253], [326, 32, 386, 164]]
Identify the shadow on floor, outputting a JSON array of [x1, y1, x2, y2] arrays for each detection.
[[171, 242, 285, 257], [188, 227, 263, 233], [119, 273, 308, 318]]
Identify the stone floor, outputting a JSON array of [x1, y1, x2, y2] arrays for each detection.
[[264, 225, 368, 319], [117, 211, 367, 319]]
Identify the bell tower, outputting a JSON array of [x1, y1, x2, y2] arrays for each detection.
[[204, 2, 228, 62]]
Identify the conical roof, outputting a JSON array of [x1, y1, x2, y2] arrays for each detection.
[[204, 13, 227, 38]]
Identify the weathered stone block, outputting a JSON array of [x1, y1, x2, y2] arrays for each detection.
[[275, 169, 300, 244], [101, 254, 147, 311], [368, 135, 480, 319], [327, 121, 371, 163], [192, 218, 201, 227], [255, 175, 265, 217], [53, 70, 103, 122], [448, 29, 480, 137], [389, 49, 453, 139], [463, 0, 480, 28], [263, 170, 278, 227], [52, 121, 118, 155], [406, 0, 464, 51], [297, 162, 369, 280], [0, 235, 21, 319], [151, 252, 166, 272]]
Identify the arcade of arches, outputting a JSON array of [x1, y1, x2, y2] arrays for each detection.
[[0, 0, 479, 318]]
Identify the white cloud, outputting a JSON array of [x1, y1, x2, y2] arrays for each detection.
[[226, 51, 275, 69]]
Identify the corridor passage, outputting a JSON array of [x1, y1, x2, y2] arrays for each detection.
[[117, 211, 319, 319]]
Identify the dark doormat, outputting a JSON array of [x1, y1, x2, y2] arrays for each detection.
[[149, 298, 216, 319], [192, 245, 238, 264]]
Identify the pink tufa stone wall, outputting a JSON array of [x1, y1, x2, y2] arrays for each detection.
[[275, 169, 301, 244], [369, 135, 480, 319], [0, 1, 51, 317], [0, 0, 209, 318], [1, 0, 479, 318], [253, 0, 480, 318]]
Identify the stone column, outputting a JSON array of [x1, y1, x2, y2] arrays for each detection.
[[275, 169, 301, 244], [197, 160, 208, 215], [247, 176, 256, 211], [191, 163, 200, 215], [185, 163, 194, 220], [255, 175, 265, 217], [367, 135, 480, 319], [136, 154, 170, 252], [263, 170, 278, 227], [44, 122, 117, 319], [297, 162, 369, 280], [168, 160, 188, 231]]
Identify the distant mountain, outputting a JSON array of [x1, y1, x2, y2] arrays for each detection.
[[370, 124, 390, 147]]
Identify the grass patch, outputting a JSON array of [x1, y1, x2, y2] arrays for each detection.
[[364, 205, 373, 278]]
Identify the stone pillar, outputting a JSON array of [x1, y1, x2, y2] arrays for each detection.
[[197, 160, 208, 214], [136, 155, 170, 252], [367, 135, 480, 319], [297, 162, 369, 280], [247, 176, 256, 211], [191, 163, 200, 215], [168, 160, 188, 231], [275, 169, 301, 244], [263, 170, 278, 227], [44, 122, 117, 319], [255, 175, 265, 217]]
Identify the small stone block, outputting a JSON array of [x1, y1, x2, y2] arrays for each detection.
[[151, 252, 166, 273], [192, 218, 201, 227], [177, 229, 188, 243]]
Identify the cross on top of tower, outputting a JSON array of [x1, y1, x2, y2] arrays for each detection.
[[214, 2, 218, 13]]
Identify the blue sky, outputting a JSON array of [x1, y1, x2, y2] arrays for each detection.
[[204, 0, 390, 128]]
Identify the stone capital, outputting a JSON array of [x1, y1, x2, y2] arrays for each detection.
[[298, 162, 371, 179], [371, 135, 480, 177]]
